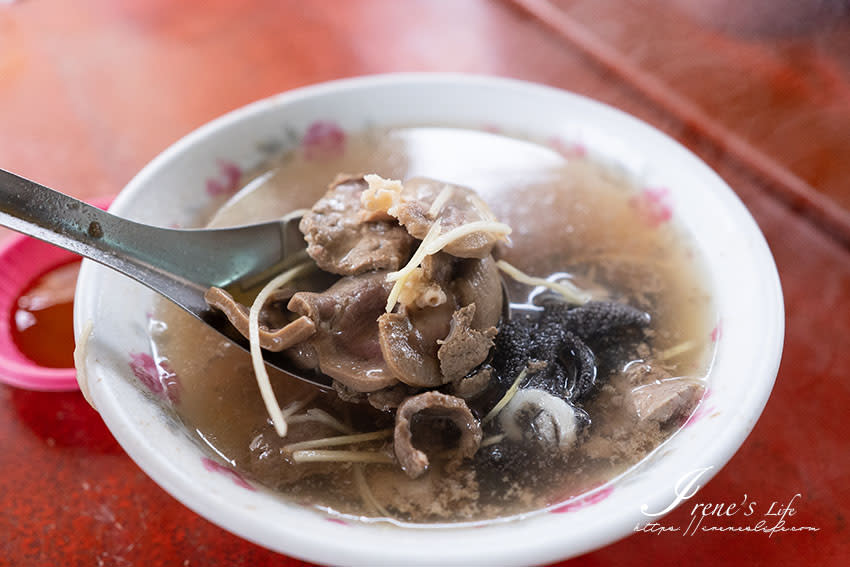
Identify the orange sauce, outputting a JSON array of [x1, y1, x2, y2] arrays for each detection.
[[11, 260, 81, 369]]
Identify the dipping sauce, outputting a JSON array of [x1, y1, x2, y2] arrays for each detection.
[[11, 261, 80, 369]]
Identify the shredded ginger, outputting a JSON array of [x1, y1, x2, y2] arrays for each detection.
[[248, 262, 315, 437], [497, 259, 591, 304], [385, 219, 512, 312]]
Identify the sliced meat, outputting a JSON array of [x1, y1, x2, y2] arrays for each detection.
[[451, 256, 503, 330], [288, 272, 399, 392], [437, 304, 497, 382], [451, 365, 493, 400], [631, 379, 704, 424], [204, 286, 316, 352], [380, 256, 502, 387], [421, 252, 456, 286], [377, 310, 444, 388], [394, 392, 482, 478], [299, 175, 414, 275], [394, 177, 504, 259], [624, 360, 673, 387]]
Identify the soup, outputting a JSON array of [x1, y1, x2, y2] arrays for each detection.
[[149, 127, 714, 524]]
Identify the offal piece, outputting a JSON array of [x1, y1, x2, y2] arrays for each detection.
[[394, 391, 482, 478], [204, 286, 316, 351], [377, 257, 502, 388], [300, 175, 415, 275], [286, 272, 400, 392], [437, 304, 497, 382], [631, 379, 704, 424], [528, 328, 597, 402], [451, 366, 493, 399], [450, 255, 504, 330], [364, 174, 506, 259], [366, 383, 415, 411], [377, 285, 500, 389], [205, 174, 507, 397], [541, 300, 651, 342], [377, 309, 446, 388]]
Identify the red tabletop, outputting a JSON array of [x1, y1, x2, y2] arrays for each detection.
[[1, 1, 848, 565]]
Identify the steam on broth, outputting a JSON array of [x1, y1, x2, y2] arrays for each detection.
[[149, 127, 714, 524]]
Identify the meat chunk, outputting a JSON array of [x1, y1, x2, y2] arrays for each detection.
[[377, 309, 445, 388], [287, 272, 400, 392], [394, 392, 482, 478], [450, 255, 503, 330], [437, 304, 497, 382], [420, 252, 455, 285], [299, 175, 414, 275], [391, 177, 504, 259], [451, 366, 492, 399], [631, 379, 704, 424], [204, 286, 316, 352], [379, 255, 502, 387]]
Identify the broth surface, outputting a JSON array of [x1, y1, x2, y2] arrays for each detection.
[[150, 127, 715, 524]]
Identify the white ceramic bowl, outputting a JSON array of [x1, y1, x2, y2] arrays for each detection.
[[74, 74, 784, 566]]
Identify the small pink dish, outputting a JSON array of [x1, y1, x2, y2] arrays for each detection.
[[0, 197, 113, 391]]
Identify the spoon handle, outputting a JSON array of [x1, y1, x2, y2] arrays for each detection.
[[0, 168, 294, 316]]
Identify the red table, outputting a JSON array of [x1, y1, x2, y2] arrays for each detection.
[[1, 1, 848, 565]]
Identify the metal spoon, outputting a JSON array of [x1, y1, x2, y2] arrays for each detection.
[[0, 168, 334, 388]]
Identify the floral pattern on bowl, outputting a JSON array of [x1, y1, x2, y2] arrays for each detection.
[[128, 351, 180, 404]]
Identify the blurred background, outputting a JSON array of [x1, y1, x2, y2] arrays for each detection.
[[1, 1, 847, 565]]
